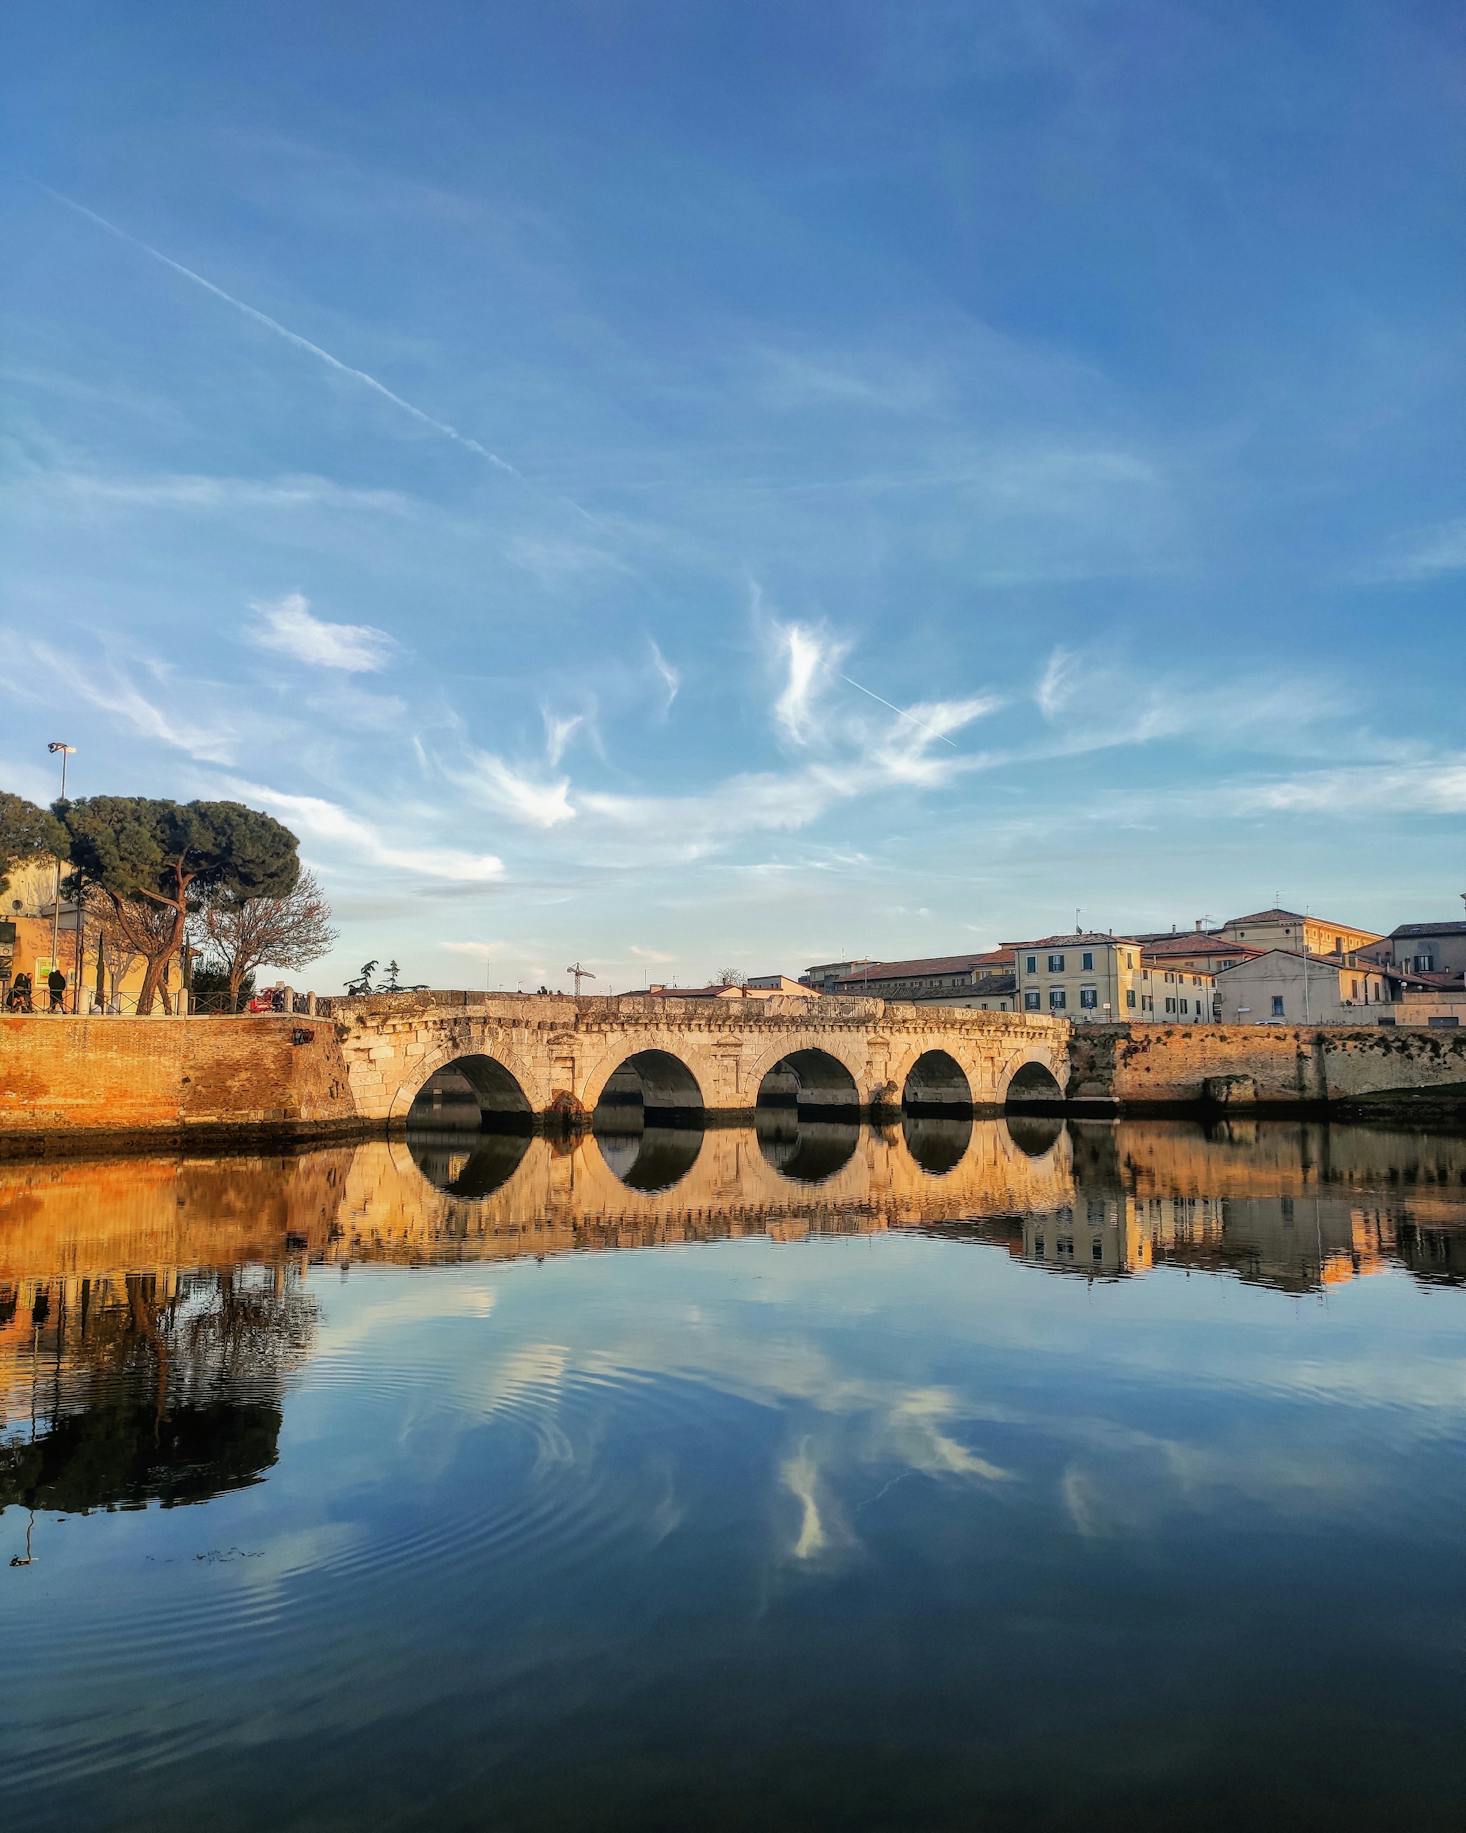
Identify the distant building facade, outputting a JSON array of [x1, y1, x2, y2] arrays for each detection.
[[0, 859, 157, 1013], [1217, 907, 1381, 958], [1363, 921, 1466, 981], [829, 950, 1017, 1009], [1212, 949, 1396, 1024], [1013, 934, 1215, 1023], [800, 960, 871, 993]]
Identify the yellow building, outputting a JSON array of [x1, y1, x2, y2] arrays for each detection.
[[1217, 906, 1381, 959], [1, 858, 162, 1013], [1013, 933, 1215, 1023]]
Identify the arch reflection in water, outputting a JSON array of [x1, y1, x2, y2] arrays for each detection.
[[1006, 1113, 1065, 1158], [903, 1113, 974, 1175], [406, 1128, 533, 1199], [756, 1047, 860, 1115], [756, 1110, 860, 1184], [902, 1049, 973, 1115], [407, 1056, 534, 1134], [591, 1125, 706, 1194]]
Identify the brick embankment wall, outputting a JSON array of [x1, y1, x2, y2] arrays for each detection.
[[1069, 1023, 1466, 1115], [0, 1016, 363, 1154]]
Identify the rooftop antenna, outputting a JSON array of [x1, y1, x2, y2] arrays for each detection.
[[566, 961, 596, 997]]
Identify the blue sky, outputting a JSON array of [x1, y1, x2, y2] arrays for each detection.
[[3, 1, 1463, 992]]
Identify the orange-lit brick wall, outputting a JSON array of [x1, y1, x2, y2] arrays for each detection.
[[0, 1016, 361, 1145]]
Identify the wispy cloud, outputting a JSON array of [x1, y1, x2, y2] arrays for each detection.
[[223, 779, 504, 880], [441, 939, 511, 959], [249, 592, 397, 672], [1035, 646, 1076, 720], [1032, 641, 1355, 756], [772, 621, 846, 746], [542, 709, 585, 767], [648, 638, 681, 715], [22, 640, 237, 764], [452, 749, 577, 829], [1375, 515, 1466, 581], [1217, 755, 1466, 818], [628, 944, 676, 962], [25, 469, 412, 516], [40, 184, 520, 473]]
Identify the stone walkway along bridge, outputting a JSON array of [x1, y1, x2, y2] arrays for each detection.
[[332, 992, 1072, 1130]]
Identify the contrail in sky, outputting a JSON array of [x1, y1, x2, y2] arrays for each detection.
[[38, 183, 520, 475], [839, 673, 961, 748]]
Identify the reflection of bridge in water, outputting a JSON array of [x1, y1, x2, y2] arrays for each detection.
[[1, 1120, 1463, 1319]]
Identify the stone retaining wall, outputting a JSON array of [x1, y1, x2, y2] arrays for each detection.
[[0, 1014, 360, 1150], [1069, 1022, 1466, 1113]]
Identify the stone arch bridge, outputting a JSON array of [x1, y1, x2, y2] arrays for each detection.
[[330, 991, 1070, 1129]]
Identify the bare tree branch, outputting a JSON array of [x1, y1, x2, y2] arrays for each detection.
[[198, 870, 338, 1011]]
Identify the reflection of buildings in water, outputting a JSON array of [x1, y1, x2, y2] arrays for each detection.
[[1037, 1120, 1466, 1291], [0, 1266, 316, 1517]]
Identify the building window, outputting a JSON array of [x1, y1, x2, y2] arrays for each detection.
[[1126, 989, 1136, 1009], [1080, 987, 1098, 1009], [1271, 995, 1285, 1017], [1351, 978, 1359, 1000], [1050, 988, 1067, 1010], [1082, 951, 1094, 971], [1048, 953, 1065, 972], [1026, 955, 1037, 974], [1024, 991, 1041, 1011], [1334, 936, 1343, 954], [1164, 997, 1176, 1014]]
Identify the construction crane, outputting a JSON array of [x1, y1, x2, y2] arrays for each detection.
[[566, 961, 597, 997]]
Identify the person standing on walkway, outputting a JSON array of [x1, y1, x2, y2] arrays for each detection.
[[47, 967, 66, 1013], [9, 971, 33, 1012]]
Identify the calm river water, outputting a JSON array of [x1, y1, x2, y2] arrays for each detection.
[[3, 1115, 1465, 1831]]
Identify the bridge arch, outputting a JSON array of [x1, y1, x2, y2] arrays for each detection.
[[751, 1045, 861, 1112], [400, 1050, 535, 1131], [589, 1048, 705, 1124], [1003, 1056, 1066, 1108], [901, 1049, 973, 1113]]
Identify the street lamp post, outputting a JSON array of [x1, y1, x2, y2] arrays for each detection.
[[46, 743, 75, 1011]]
